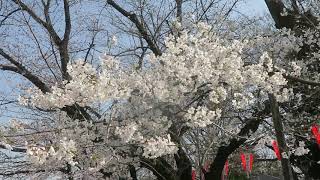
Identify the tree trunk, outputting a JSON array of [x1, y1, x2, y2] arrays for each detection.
[[205, 115, 265, 180], [205, 140, 243, 180], [129, 165, 138, 180], [269, 94, 294, 180], [174, 147, 192, 180]]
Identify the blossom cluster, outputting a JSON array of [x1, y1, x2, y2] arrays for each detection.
[[142, 135, 178, 159], [17, 22, 302, 176], [26, 137, 77, 166]]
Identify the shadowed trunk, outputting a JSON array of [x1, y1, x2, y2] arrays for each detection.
[[269, 94, 294, 180], [205, 115, 265, 179]]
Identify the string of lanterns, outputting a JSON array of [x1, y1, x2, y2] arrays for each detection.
[[190, 124, 320, 179], [240, 152, 254, 172]]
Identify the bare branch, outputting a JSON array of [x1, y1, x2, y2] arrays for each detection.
[[284, 74, 320, 86], [0, 48, 50, 93], [0, 8, 21, 27], [0, 143, 26, 153], [106, 0, 162, 56], [11, 0, 62, 44]]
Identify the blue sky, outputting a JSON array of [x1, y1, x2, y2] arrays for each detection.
[[237, 0, 269, 16]]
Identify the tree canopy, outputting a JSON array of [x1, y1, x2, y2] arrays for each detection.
[[0, 0, 320, 179]]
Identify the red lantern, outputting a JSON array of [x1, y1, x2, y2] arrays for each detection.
[[311, 125, 320, 146], [240, 153, 246, 171], [201, 161, 210, 180], [272, 140, 281, 160], [192, 169, 196, 180], [249, 153, 254, 172], [311, 125, 318, 136], [203, 161, 210, 172], [224, 160, 229, 176]]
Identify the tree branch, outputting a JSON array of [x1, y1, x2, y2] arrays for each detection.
[[0, 143, 26, 153], [62, 0, 71, 43], [0, 48, 50, 93], [284, 74, 320, 86], [11, 0, 62, 44], [0, 8, 21, 27], [106, 0, 162, 56]]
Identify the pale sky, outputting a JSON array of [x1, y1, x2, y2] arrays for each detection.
[[237, 0, 269, 16]]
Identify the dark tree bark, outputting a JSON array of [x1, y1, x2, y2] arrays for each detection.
[[0, 48, 51, 93], [129, 165, 138, 180], [175, 0, 182, 23], [205, 114, 266, 179], [174, 147, 192, 180], [264, 0, 296, 29], [264, 0, 318, 30], [269, 94, 294, 180]]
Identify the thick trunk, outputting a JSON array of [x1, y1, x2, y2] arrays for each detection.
[[264, 0, 318, 30], [58, 43, 71, 80], [205, 139, 244, 180], [174, 148, 192, 180], [205, 116, 264, 179], [129, 165, 138, 180], [175, 0, 182, 23], [264, 0, 296, 29]]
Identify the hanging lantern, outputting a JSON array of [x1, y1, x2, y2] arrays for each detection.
[[311, 124, 319, 137], [249, 153, 254, 172], [272, 140, 281, 160], [224, 160, 229, 176], [201, 161, 210, 180], [203, 161, 210, 172], [192, 169, 196, 180], [311, 125, 320, 146], [240, 152, 246, 171]]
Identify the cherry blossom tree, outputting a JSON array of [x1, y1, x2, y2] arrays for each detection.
[[1, 0, 320, 180]]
